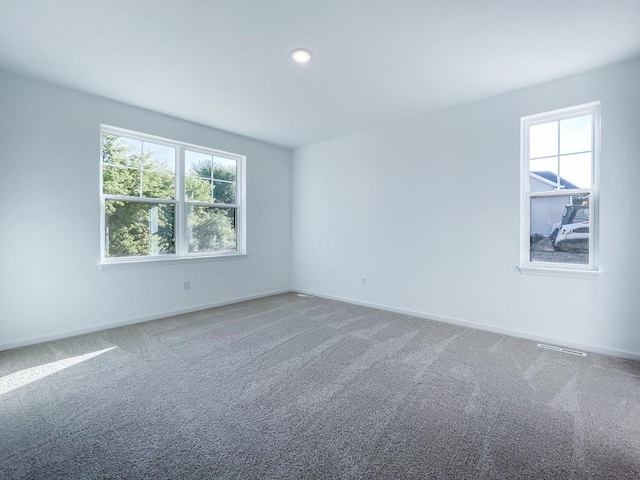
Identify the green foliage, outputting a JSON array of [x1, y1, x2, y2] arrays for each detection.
[[103, 165, 141, 197], [185, 160, 237, 204], [185, 174, 212, 203], [103, 134, 237, 257], [106, 201, 175, 256], [188, 207, 236, 253], [102, 133, 139, 167]]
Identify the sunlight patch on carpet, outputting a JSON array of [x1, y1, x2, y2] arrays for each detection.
[[0, 346, 117, 395]]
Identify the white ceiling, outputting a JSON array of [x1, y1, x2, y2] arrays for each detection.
[[1, 0, 639, 148]]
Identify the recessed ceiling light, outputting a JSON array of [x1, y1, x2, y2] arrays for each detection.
[[291, 49, 312, 64]]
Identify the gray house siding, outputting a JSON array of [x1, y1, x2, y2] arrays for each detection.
[[529, 174, 571, 236]]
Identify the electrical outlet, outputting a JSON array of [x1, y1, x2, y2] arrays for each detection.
[[361, 277, 367, 286], [183, 281, 190, 291]]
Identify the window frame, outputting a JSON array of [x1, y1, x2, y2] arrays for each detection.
[[519, 102, 600, 277], [100, 125, 246, 265]]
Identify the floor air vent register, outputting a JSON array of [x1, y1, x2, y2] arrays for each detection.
[[538, 343, 587, 356]]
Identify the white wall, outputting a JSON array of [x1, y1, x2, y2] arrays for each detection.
[[292, 57, 640, 359], [0, 70, 292, 349]]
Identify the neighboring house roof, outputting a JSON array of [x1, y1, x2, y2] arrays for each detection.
[[530, 171, 580, 189]]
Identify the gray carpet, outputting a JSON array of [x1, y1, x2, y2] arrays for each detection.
[[1, 293, 640, 479]]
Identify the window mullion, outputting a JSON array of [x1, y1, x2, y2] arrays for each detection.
[[185, 201, 239, 208], [139, 144, 144, 197], [529, 188, 592, 199], [103, 195, 177, 204], [591, 201, 597, 268], [556, 121, 561, 189], [176, 146, 186, 256]]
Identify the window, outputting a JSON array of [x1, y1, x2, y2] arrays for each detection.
[[520, 102, 599, 274], [100, 126, 245, 263]]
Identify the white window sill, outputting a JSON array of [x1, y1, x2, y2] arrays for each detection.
[[518, 265, 599, 279], [100, 253, 247, 269]]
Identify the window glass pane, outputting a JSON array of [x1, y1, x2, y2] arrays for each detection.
[[530, 158, 558, 191], [559, 152, 592, 189], [102, 134, 142, 168], [529, 121, 558, 159], [560, 115, 592, 155], [142, 142, 175, 170], [142, 170, 176, 199], [186, 176, 212, 202], [186, 150, 215, 202], [212, 156, 237, 182], [186, 150, 212, 178], [213, 181, 236, 204], [103, 164, 140, 196], [105, 201, 175, 257], [529, 195, 589, 265], [139, 141, 176, 199], [187, 206, 236, 253]]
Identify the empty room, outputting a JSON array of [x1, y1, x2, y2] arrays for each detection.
[[2, 1, 640, 478]]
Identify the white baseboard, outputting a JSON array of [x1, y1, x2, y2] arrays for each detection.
[[0, 288, 292, 352], [294, 288, 640, 362], [7, 286, 639, 363]]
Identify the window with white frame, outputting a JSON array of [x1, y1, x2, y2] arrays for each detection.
[[100, 126, 245, 262], [521, 102, 599, 272]]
